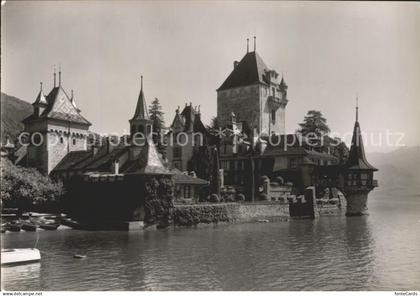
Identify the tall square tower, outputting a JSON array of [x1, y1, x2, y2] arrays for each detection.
[[217, 50, 288, 136]]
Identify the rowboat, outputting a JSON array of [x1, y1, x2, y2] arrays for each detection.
[[39, 223, 59, 230], [1, 248, 41, 265], [6, 222, 21, 232], [21, 222, 37, 232]]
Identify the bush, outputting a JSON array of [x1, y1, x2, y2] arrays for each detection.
[[225, 194, 236, 202], [1, 158, 64, 211], [259, 193, 269, 201], [209, 193, 220, 203], [235, 193, 245, 202]]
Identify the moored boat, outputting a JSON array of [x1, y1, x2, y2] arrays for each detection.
[[21, 222, 37, 232], [1, 248, 41, 265], [39, 223, 59, 230], [6, 222, 21, 232]]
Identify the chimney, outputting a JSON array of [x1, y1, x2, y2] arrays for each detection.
[[92, 145, 99, 156], [233, 61, 239, 68], [106, 137, 116, 154], [112, 159, 120, 175]]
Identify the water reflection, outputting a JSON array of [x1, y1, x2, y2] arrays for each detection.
[[2, 194, 420, 291]]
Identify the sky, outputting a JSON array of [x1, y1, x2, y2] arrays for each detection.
[[1, 1, 419, 152]]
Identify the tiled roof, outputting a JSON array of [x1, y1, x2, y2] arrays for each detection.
[[217, 51, 270, 91], [54, 150, 92, 171], [23, 86, 91, 126], [124, 141, 172, 175]]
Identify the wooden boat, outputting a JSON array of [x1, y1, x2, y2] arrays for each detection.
[[6, 222, 21, 232], [61, 218, 82, 229], [39, 223, 59, 230], [73, 254, 87, 259], [1, 248, 41, 265], [21, 222, 37, 232]]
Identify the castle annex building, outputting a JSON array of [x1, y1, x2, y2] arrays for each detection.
[[22, 71, 91, 174]]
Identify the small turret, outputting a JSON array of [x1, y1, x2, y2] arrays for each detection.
[[342, 97, 378, 216], [129, 76, 153, 143], [33, 82, 48, 116]]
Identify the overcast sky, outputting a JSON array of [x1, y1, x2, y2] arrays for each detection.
[[1, 1, 419, 152]]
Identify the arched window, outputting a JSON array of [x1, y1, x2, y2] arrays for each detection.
[[72, 138, 76, 145], [60, 137, 64, 144], [271, 109, 276, 123]]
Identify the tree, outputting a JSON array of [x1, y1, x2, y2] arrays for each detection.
[[208, 116, 219, 130], [1, 158, 65, 211], [148, 98, 165, 154], [298, 110, 330, 137], [187, 146, 212, 180]]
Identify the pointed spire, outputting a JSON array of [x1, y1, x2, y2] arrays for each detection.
[[346, 97, 377, 171], [356, 95, 359, 122], [59, 64, 62, 86], [131, 75, 150, 120], [33, 81, 48, 106], [53, 65, 56, 87], [70, 89, 80, 112], [253, 36, 256, 52], [280, 73, 288, 91], [246, 38, 249, 53]]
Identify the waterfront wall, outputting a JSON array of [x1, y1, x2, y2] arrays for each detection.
[[173, 202, 289, 226]]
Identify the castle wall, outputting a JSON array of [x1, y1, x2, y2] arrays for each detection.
[[217, 84, 286, 135], [217, 85, 260, 131]]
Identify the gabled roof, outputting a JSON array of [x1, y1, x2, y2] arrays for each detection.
[[169, 104, 209, 135], [180, 105, 195, 131], [217, 51, 270, 91], [346, 121, 377, 171]]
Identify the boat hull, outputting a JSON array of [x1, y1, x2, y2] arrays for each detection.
[[1, 248, 41, 265]]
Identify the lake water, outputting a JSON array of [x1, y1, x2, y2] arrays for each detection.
[[2, 190, 420, 291]]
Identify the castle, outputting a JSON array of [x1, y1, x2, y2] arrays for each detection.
[[16, 41, 377, 217]]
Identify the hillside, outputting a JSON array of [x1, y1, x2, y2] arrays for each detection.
[[367, 147, 420, 194], [1, 92, 33, 143]]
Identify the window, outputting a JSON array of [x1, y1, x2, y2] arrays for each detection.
[[183, 185, 191, 199], [72, 138, 76, 145], [173, 161, 182, 170], [289, 158, 297, 169], [60, 137, 64, 144], [272, 87, 275, 97], [271, 109, 276, 123], [173, 147, 182, 158], [221, 160, 229, 171]]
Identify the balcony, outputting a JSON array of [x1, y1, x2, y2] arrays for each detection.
[[267, 96, 288, 110]]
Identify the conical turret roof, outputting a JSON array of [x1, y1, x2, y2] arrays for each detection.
[[346, 102, 377, 171], [131, 76, 150, 121]]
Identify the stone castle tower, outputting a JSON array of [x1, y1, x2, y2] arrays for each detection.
[[23, 70, 91, 174], [217, 39, 288, 135]]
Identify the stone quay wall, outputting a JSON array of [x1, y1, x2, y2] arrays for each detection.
[[173, 202, 289, 226]]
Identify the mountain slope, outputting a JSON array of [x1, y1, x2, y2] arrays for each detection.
[[367, 147, 420, 194], [1, 92, 33, 143]]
